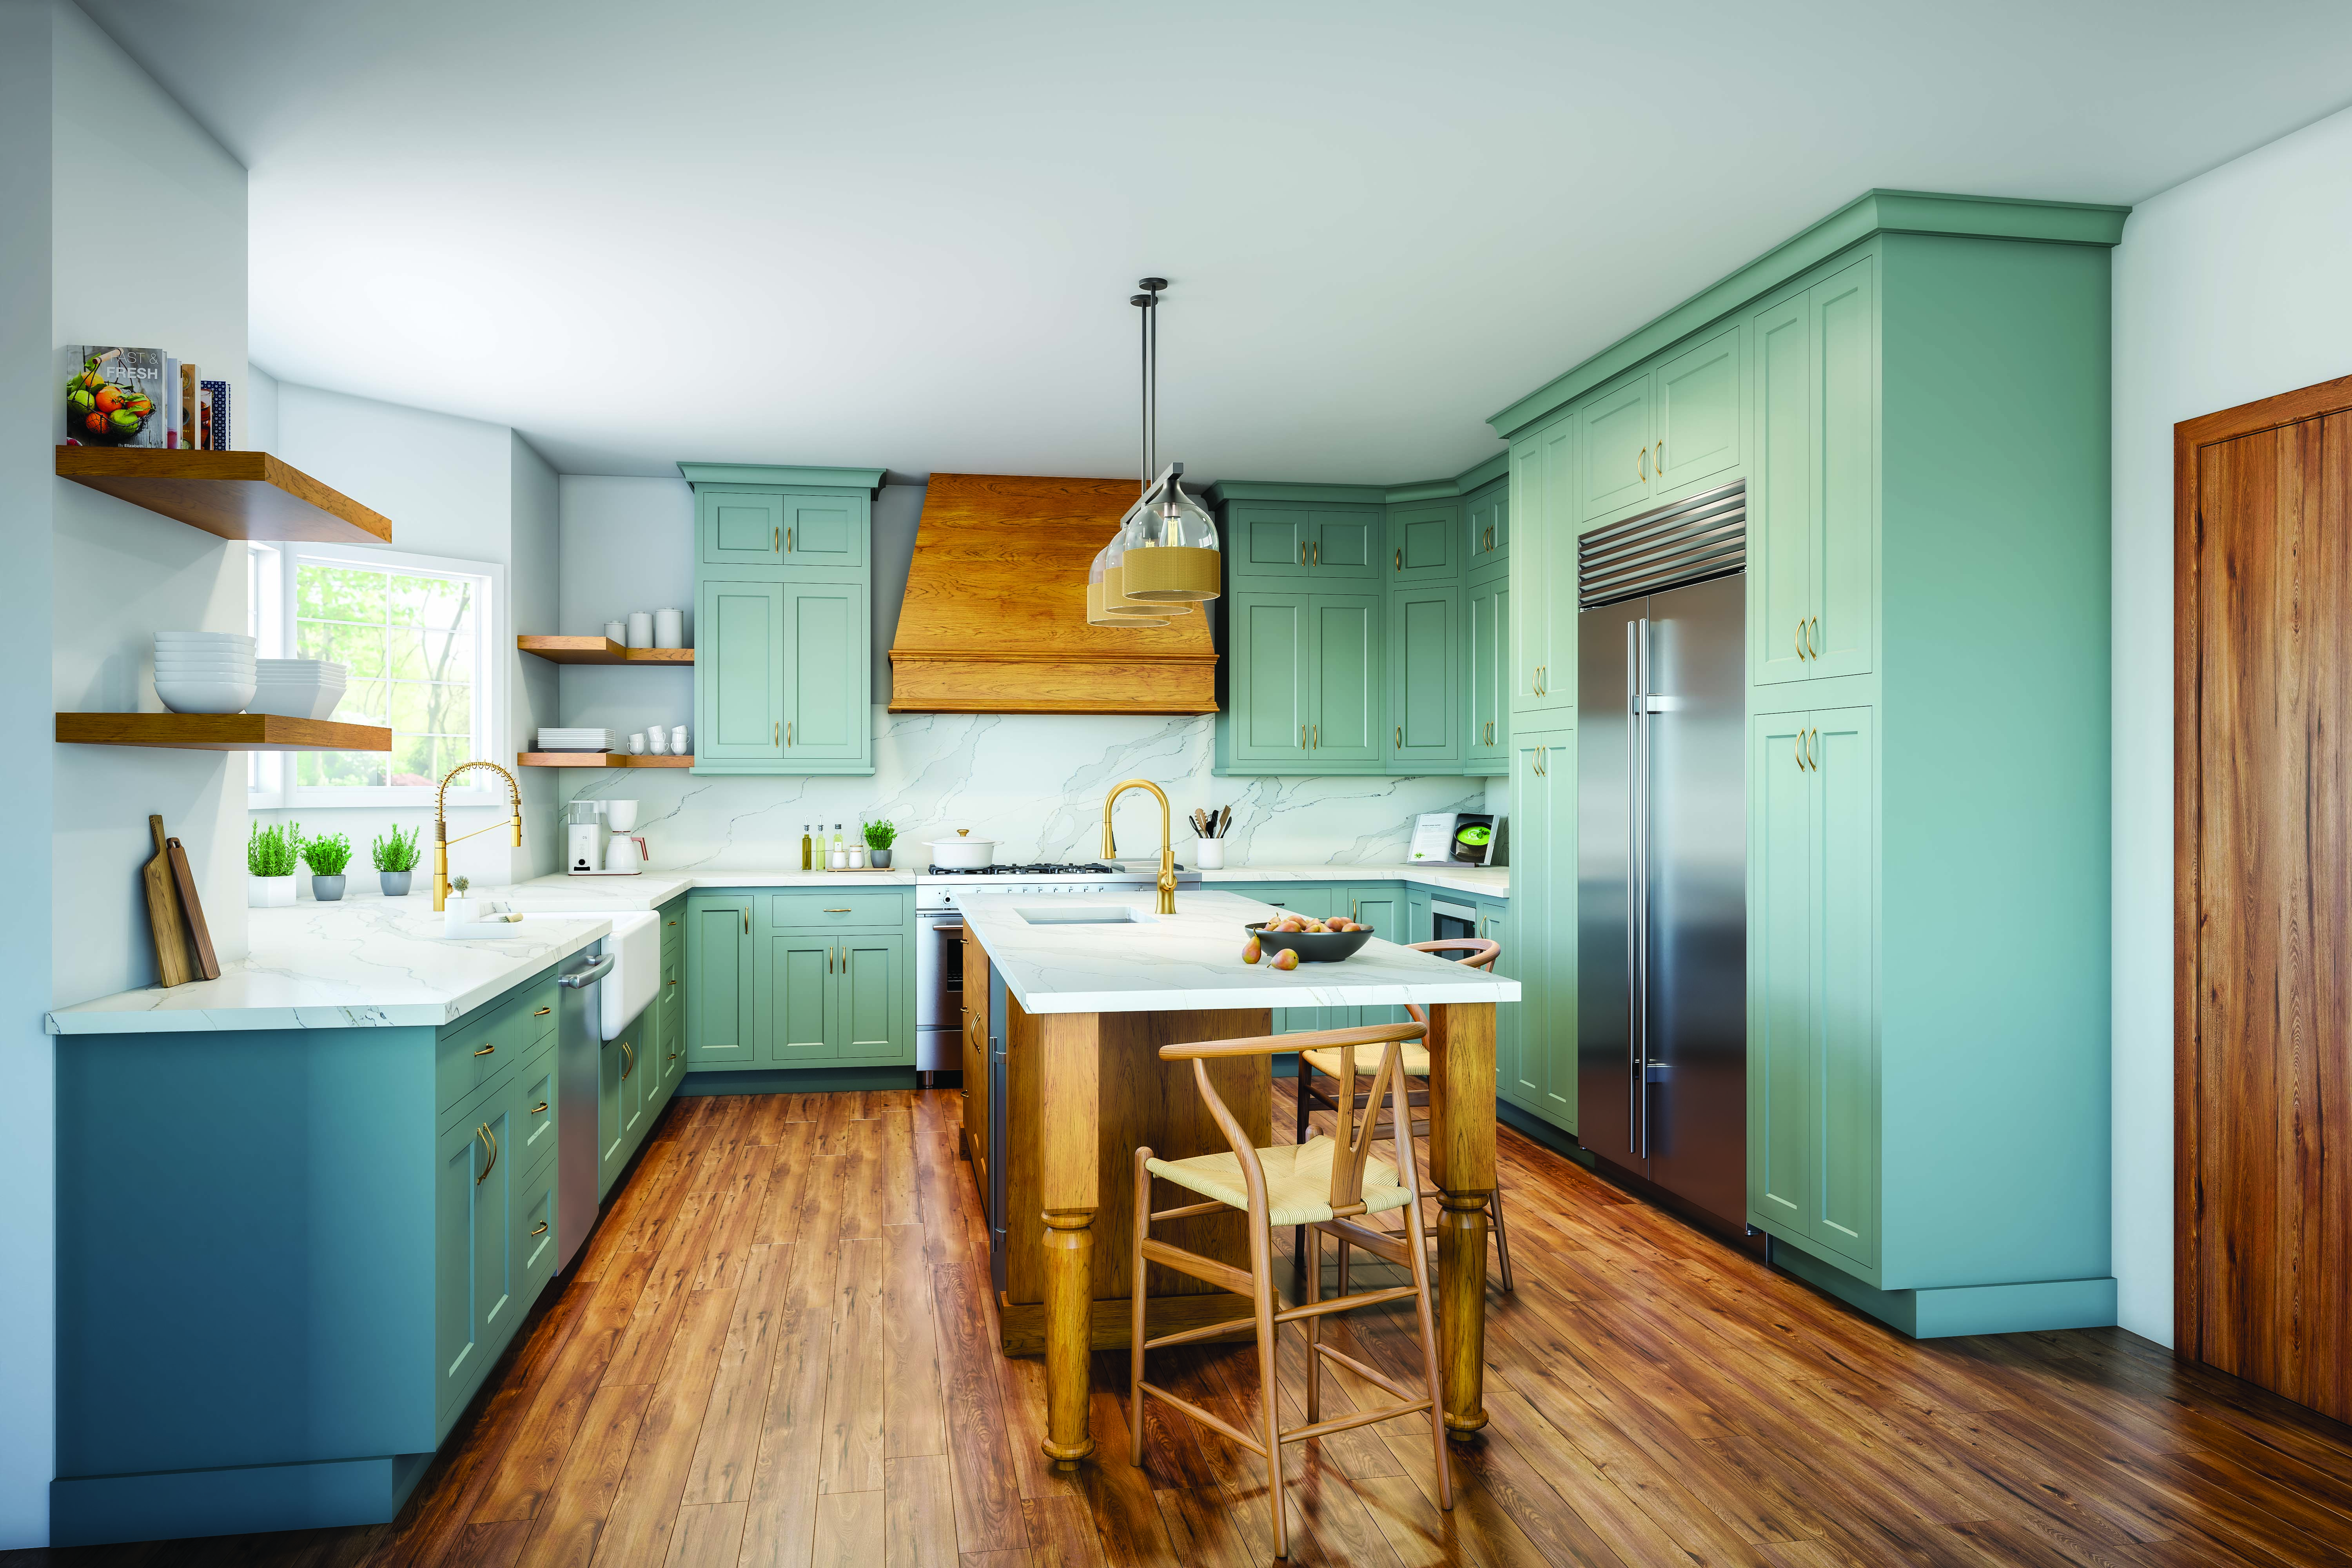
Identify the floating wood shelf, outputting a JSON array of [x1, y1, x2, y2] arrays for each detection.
[[56, 713, 394, 752], [515, 752, 695, 768], [516, 636, 695, 665], [55, 447, 394, 544]]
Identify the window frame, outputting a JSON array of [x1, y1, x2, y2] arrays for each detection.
[[247, 541, 510, 811]]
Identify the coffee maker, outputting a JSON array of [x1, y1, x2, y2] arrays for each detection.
[[565, 800, 607, 875]]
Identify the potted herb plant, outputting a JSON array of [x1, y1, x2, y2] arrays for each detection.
[[372, 824, 421, 896], [301, 830, 353, 902], [248, 821, 300, 907], [864, 818, 897, 869]]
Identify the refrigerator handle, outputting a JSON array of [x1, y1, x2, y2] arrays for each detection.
[[1627, 616, 1649, 1158]]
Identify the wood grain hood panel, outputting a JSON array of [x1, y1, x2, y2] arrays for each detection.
[[888, 472, 1218, 714]]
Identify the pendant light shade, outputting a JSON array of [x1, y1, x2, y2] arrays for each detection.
[[1087, 546, 1168, 627], [1100, 277, 1219, 604]]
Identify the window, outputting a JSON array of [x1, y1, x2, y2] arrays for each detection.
[[248, 543, 507, 808]]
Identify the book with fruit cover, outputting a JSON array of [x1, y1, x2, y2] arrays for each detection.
[[62, 347, 166, 446]]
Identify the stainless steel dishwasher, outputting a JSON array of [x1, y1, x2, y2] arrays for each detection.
[[555, 943, 615, 1271]]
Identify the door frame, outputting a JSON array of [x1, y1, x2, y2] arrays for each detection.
[[2173, 367, 2352, 1357]]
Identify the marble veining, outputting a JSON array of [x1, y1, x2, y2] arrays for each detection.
[[561, 708, 1490, 871], [960, 888, 1520, 1016], [49, 902, 610, 1035]]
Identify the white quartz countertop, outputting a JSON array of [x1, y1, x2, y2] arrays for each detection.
[[47, 900, 612, 1035], [960, 888, 1519, 1016], [1200, 864, 1508, 898]]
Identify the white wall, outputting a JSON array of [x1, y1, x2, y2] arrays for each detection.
[[2110, 99, 2352, 1345], [261, 382, 563, 883]]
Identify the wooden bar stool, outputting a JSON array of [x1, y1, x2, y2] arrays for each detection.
[[1129, 1021, 1453, 1559], [1293, 938, 1514, 1292]]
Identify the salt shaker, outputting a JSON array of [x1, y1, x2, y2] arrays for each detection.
[[653, 608, 684, 649]]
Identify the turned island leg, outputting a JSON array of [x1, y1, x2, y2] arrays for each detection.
[[1424, 1001, 1495, 1439], [1036, 1010, 1100, 1467]]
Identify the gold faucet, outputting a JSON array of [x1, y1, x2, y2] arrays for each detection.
[[433, 760, 524, 911], [1102, 778, 1178, 914]]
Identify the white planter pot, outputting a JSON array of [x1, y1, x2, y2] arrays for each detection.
[[248, 874, 297, 908]]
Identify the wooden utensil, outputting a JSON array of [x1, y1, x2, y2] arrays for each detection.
[[167, 835, 221, 980], [141, 815, 196, 987]]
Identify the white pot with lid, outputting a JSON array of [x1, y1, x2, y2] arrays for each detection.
[[924, 828, 999, 869]]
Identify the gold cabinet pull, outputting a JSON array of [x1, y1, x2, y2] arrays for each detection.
[[1395, 725, 1402, 748], [1809, 616, 1820, 659], [531, 1221, 548, 1236], [1637, 446, 1646, 482], [774, 721, 780, 746], [1809, 728, 1820, 769], [1795, 620, 1808, 661], [473, 1042, 495, 1057], [475, 1124, 498, 1183], [1312, 724, 1319, 748], [1795, 732, 1806, 771], [743, 907, 749, 934], [1299, 724, 1307, 750], [531, 1101, 549, 1115], [668, 919, 677, 926], [1655, 439, 1664, 472], [773, 525, 780, 553], [1300, 540, 1308, 566], [1312, 541, 1320, 564], [534, 1007, 551, 1017], [824, 907, 850, 913], [786, 721, 792, 746], [786, 526, 793, 554], [1395, 548, 1402, 572], [621, 1040, 633, 1079]]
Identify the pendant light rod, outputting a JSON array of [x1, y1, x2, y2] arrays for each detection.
[[1131, 277, 1165, 493]]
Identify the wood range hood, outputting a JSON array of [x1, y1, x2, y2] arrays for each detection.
[[888, 472, 1218, 714]]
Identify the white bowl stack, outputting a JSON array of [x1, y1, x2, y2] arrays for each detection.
[[154, 632, 256, 715], [250, 659, 348, 720], [534, 728, 617, 753]]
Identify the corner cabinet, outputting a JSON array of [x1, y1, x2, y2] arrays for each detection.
[[684, 463, 884, 776], [686, 886, 916, 1070]]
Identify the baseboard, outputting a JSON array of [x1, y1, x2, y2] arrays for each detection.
[[677, 1066, 920, 1095], [51, 1451, 433, 1547], [1771, 1239, 2118, 1338], [1497, 1099, 1589, 1163]]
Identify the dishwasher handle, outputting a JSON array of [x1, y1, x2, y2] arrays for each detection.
[[559, 953, 616, 989]]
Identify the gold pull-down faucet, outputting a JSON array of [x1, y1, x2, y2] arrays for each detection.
[[434, 760, 524, 911], [1102, 778, 1178, 915]]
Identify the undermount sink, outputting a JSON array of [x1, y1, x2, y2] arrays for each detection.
[[1015, 905, 1154, 926]]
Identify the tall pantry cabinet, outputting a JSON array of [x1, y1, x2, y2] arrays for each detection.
[[1497, 191, 2122, 1336]]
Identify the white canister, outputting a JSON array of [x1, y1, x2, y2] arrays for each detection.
[[626, 610, 653, 648], [670, 724, 688, 755], [603, 619, 627, 644], [848, 844, 866, 869], [1193, 837, 1226, 870], [654, 608, 684, 649], [829, 843, 849, 869]]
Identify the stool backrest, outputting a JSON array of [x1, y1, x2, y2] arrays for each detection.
[[1403, 937, 1502, 1028]]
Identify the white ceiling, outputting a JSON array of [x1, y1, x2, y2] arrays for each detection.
[[83, 0, 2352, 484]]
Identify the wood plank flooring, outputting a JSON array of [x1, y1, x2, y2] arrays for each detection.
[[15, 1085, 2352, 1567]]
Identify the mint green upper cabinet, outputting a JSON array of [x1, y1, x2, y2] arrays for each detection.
[[1466, 578, 1508, 773], [1748, 710, 1813, 1236], [1388, 503, 1459, 585], [1387, 585, 1460, 773], [1311, 595, 1382, 763], [1227, 593, 1314, 768], [1654, 323, 1743, 493], [784, 581, 868, 761], [697, 580, 784, 760], [783, 494, 868, 570], [686, 895, 755, 1066], [838, 934, 906, 1058], [1580, 374, 1653, 520], [699, 487, 785, 566], [1512, 419, 1576, 717], [1466, 484, 1509, 569], [765, 934, 833, 1062], [1234, 505, 1382, 581], [1748, 256, 1876, 690]]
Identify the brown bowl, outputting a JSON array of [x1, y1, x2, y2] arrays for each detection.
[[1246, 920, 1374, 964]]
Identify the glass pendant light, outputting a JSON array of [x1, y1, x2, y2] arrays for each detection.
[[1087, 546, 1167, 627], [1106, 278, 1220, 603]]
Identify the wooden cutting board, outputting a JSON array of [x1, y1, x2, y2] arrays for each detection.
[[142, 815, 196, 987], [167, 835, 221, 981]]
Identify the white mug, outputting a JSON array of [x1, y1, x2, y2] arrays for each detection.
[[626, 610, 653, 648], [628, 732, 646, 754], [647, 728, 669, 755], [670, 724, 688, 755]]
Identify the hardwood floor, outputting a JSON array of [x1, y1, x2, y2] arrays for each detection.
[[15, 1085, 2352, 1567]]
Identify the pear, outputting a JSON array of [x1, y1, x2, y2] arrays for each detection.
[[1242, 936, 1261, 964], [1271, 948, 1300, 971]]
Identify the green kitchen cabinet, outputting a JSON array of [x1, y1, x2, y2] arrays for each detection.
[[782, 491, 870, 570], [1242, 884, 1344, 1034], [1231, 503, 1383, 582], [1387, 502, 1459, 585], [1387, 583, 1461, 773], [1653, 321, 1744, 493], [698, 486, 787, 566], [763, 933, 834, 1062], [696, 579, 784, 761], [1747, 705, 1876, 1272], [435, 1083, 514, 1424], [1510, 417, 1576, 719], [837, 933, 907, 1058], [596, 1026, 626, 1193], [1219, 592, 1385, 773], [1478, 902, 1515, 1105], [1407, 889, 1432, 945], [1345, 884, 1410, 1026], [1465, 482, 1509, 568], [783, 580, 868, 761], [1465, 576, 1508, 774], [1508, 726, 1573, 1127], [686, 895, 756, 1066], [1749, 255, 1875, 688], [1312, 595, 1382, 763], [1580, 373, 1652, 520]]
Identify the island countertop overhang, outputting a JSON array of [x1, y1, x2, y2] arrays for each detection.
[[958, 887, 1520, 1016]]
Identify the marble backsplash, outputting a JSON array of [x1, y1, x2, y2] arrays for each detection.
[[561, 709, 1494, 871]]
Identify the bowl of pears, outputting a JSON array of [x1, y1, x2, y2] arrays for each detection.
[[1243, 910, 1375, 968]]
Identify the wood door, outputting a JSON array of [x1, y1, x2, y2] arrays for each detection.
[[2180, 382, 2352, 1420]]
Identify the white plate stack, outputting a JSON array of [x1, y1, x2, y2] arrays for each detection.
[[154, 632, 256, 715], [250, 659, 348, 720], [534, 728, 616, 753]]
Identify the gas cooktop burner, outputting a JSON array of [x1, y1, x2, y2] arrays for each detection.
[[922, 861, 1132, 877]]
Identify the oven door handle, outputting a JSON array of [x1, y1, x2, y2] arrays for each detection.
[[937, 924, 965, 939]]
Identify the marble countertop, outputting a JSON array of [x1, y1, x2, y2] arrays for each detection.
[[960, 887, 1519, 1016], [1200, 864, 1508, 898], [48, 899, 612, 1035]]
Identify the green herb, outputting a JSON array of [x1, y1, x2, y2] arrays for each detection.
[[299, 831, 353, 877], [863, 818, 897, 849], [452, 875, 470, 895], [247, 821, 299, 878], [371, 823, 422, 872]]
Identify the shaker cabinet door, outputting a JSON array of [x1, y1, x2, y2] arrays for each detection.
[[1387, 584, 1459, 772], [697, 580, 785, 760], [1809, 257, 1876, 682], [766, 935, 836, 1063], [783, 581, 867, 761], [1749, 294, 1815, 688], [1811, 706, 1877, 1267], [781, 492, 869, 570], [1581, 374, 1653, 521], [1748, 711, 1814, 1236], [1310, 594, 1382, 763], [1653, 322, 1743, 493], [837, 933, 907, 1059], [698, 486, 784, 566], [686, 897, 756, 1066], [1229, 593, 1316, 766]]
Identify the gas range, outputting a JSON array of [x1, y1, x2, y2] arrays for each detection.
[[916, 861, 1203, 908]]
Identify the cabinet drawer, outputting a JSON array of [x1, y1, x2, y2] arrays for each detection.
[[437, 999, 513, 1112], [770, 891, 904, 929], [514, 1159, 558, 1300], [515, 1040, 558, 1174]]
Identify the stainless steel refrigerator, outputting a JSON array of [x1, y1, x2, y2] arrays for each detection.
[[1576, 482, 1748, 1233]]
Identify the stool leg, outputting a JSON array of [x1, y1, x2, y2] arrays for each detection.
[[1250, 1209, 1287, 1558], [1488, 1181, 1514, 1294], [1303, 1223, 1322, 1425], [1291, 1059, 1313, 1274], [1129, 1147, 1152, 1464], [1401, 1182, 1454, 1512]]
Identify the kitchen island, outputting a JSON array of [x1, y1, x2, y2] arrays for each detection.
[[956, 886, 1518, 1467]]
